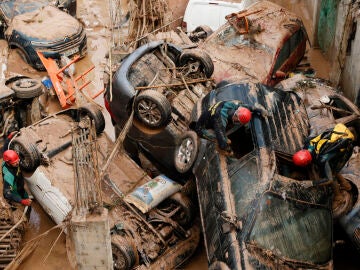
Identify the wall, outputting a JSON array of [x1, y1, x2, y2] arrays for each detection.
[[323, 0, 360, 102]]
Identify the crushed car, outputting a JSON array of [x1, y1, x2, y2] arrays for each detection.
[[190, 81, 334, 269], [9, 103, 201, 269], [197, 0, 309, 86], [276, 74, 360, 255], [0, 41, 43, 150], [104, 40, 215, 178], [0, 0, 87, 70]]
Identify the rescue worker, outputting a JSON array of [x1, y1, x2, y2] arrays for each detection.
[[195, 100, 268, 155], [293, 123, 355, 211], [2, 150, 32, 206]]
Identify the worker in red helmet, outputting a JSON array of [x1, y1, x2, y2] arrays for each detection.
[[293, 123, 356, 216], [195, 100, 268, 155], [2, 150, 32, 206]]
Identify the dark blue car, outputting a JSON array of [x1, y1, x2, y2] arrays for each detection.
[[0, 0, 86, 70]]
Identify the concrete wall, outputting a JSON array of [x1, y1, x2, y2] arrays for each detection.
[[339, 2, 360, 103], [321, 0, 360, 103]]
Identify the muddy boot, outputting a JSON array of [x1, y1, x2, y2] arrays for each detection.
[[336, 173, 352, 191]]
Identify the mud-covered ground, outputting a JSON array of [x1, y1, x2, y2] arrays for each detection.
[[0, 0, 359, 269]]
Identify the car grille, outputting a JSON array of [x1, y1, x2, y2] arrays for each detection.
[[33, 28, 86, 54]]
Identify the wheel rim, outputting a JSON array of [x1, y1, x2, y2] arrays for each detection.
[[15, 79, 37, 89], [12, 143, 32, 169], [177, 137, 195, 166], [112, 245, 127, 270], [137, 99, 162, 125]]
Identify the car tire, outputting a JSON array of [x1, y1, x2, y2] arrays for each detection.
[[134, 90, 171, 128], [111, 234, 138, 270], [167, 192, 194, 227], [10, 137, 41, 172], [179, 49, 214, 78], [11, 78, 43, 99], [174, 131, 198, 174], [78, 103, 106, 134], [29, 98, 42, 124]]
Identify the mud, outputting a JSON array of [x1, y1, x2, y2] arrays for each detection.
[[9, 6, 81, 40], [0, 0, 358, 269]]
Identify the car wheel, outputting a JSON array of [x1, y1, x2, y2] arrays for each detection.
[[166, 192, 194, 227], [174, 131, 198, 174], [179, 49, 214, 78], [78, 103, 106, 134], [10, 78, 43, 99], [111, 234, 138, 270], [134, 90, 171, 128], [10, 137, 41, 172], [29, 98, 42, 124]]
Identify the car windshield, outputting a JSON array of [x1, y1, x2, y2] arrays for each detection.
[[227, 152, 332, 264], [204, 24, 274, 81], [248, 192, 332, 264], [0, 1, 47, 20]]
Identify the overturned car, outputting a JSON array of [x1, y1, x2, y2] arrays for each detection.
[[191, 81, 334, 269], [104, 40, 215, 178], [9, 104, 200, 269]]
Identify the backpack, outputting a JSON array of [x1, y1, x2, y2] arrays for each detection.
[[307, 123, 354, 157]]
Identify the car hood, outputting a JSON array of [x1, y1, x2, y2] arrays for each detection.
[[6, 5, 81, 41]]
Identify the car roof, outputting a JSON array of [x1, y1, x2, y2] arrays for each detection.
[[205, 0, 304, 52], [200, 0, 306, 83], [212, 81, 309, 154]]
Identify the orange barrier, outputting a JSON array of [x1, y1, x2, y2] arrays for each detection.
[[37, 52, 104, 108]]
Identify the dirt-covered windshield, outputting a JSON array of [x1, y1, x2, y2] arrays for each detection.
[[0, 0, 47, 20]]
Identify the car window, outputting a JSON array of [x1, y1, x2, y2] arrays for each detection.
[[0, 1, 46, 19], [210, 24, 272, 53], [273, 29, 304, 74], [329, 96, 354, 119], [248, 192, 332, 264], [228, 154, 260, 218]]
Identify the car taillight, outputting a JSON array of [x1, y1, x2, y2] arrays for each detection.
[[181, 21, 187, 32], [104, 96, 115, 120]]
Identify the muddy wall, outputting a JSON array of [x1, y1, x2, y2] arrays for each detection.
[[321, 0, 360, 103]]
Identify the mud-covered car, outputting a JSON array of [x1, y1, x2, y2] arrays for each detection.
[[0, 42, 43, 150], [104, 40, 215, 178], [198, 0, 308, 86], [277, 74, 360, 254], [191, 81, 334, 269], [9, 104, 200, 269], [0, 0, 87, 70]]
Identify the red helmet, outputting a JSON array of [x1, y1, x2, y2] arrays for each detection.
[[293, 149, 312, 167], [235, 107, 252, 124], [3, 150, 20, 165]]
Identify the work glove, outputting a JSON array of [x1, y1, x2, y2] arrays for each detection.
[[253, 103, 269, 118], [21, 199, 32, 206]]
